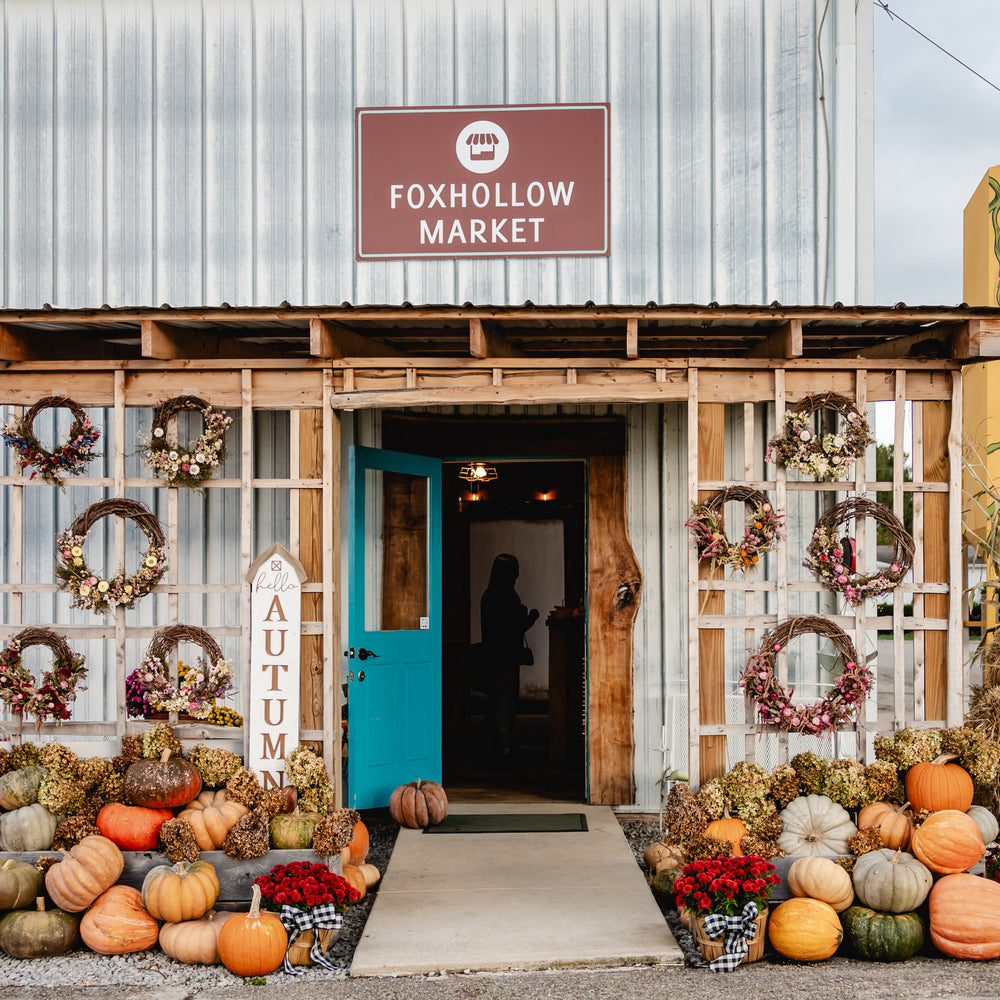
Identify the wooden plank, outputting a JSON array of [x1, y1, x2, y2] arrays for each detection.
[[240, 370, 254, 763], [952, 318, 1000, 359], [310, 317, 400, 358], [893, 371, 906, 732], [626, 317, 639, 359], [774, 368, 789, 765], [912, 403, 926, 722], [745, 319, 803, 359], [922, 398, 950, 721], [141, 319, 273, 360], [468, 317, 525, 358], [844, 326, 953, 361], [587, 453, 641, 804], [0, 324, 36, 360], [324, 374, 341, 804], [687, 371, 701, 788], [947, 373, 965, 726]]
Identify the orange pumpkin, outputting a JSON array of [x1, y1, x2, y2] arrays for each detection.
[[768, 897, 843, 961], [704, 814, 749, 856], [388, 779, 449, 828], [910, 809, 984, 874], [856, 801, 915, 851], [217, 884, 288, 977], [929, 873, 1000, 959], [79, 885, 159, 955], [141, 860, 221, 923], [344, 818, 370, 865], [45, 835, 125, 913], [905, 754, 974, 813], [96, 802, 174, 852], [341, 863, 367, 901]]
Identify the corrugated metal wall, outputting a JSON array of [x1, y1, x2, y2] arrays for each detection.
[[0, 0, 873, 310]]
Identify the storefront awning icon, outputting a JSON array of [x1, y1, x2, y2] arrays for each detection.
[[466, 132, 498, 160]]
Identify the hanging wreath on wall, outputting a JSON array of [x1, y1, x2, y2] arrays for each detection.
[[125, 624, 234, 719], [137, 395, 233, 490], [740, 616, 872, 735], [55, 498, 166, 615], [0, 395, 101, 487], [0, 626, 87, 735], [685, 486, 785, 574], [804, 497, 914, 606], [765, 392, 873, 480]]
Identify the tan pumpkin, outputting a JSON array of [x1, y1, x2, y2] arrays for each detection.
[[388, 779, 449, 828], [643, 841, 684, 870], [905, 754, 974, 813], [777, 795, 858, 856], [217, 884, 288, 977], [856, 801, 915, 851], [910, 809, 984, 874], [704, 813, 749, 856], [768, 897, 843, 961], [929, 872, 1000, 959], [176, 790, 249, 851], [45, 835, 124, 913], [356, 862, 381, 889], [159, 910, 234, 965], [141, 860, 221, 923], [341, 863, 367, 901], [787, 856, 854, 912], [0, 802, 59, 852], [79, 885, 159, 955]]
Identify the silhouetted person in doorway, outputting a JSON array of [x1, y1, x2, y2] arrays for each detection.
[[480, 553, 539, 758]]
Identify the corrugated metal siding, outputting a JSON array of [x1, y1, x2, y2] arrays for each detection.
[[0, 0, 873, 310]]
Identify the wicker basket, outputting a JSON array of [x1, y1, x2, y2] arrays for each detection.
[[693, 910, 768, 965]]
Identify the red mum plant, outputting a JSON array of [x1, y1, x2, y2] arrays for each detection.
[[254, 860, 361, 914], [673, 854, 779, 917]]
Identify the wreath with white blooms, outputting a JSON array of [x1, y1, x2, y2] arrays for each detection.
[[138, 395, 233, 490]]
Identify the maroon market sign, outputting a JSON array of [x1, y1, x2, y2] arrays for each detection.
[[356, 104, 609, 260]]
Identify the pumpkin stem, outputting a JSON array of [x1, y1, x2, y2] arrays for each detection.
[[34, 896, 45, 911], [930, 754, 961, 765], [1, 859, 13, 871], [248, 881, 262, 918], [160, 749, 172, 762]]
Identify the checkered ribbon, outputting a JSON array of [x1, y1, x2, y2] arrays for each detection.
[[279, 902, 344, 975], [701, 901, 759, 972]]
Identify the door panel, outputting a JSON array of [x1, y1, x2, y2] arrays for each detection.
[[348, 446, 441, 809]]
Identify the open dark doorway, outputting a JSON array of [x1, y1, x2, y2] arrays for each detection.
[[441, 459, 587, 801]]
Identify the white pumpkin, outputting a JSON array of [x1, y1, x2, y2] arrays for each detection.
[[777, 794, 857, 856], [0, 802, 60, 851], [966, 805, 999, 847]]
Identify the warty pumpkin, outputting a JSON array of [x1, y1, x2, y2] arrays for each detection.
[[388, 779, 449, 828], [96, 802, 175, 852], [856, 801, 915, 851], [0, 859, 44, 911], [768, 897, 843, 961], [141, 859, 221, 923], [777, 794, 857, 856], [124, 749, 202, 809], [0, 764, 47, 811], [79, 885, 159, 955], [841, 905, 924, 962], [928, 872, 1000, 959], [159, 909, 234, 965], [0, 802, 59, 852], [904, 754, 974, 813], [704, 813, 748, 856], [217, 884, 288, 977], [45, 835, 125, 913], [0, 897, 79, 959], [786, 856, 854, 912], [851, 848, 932, 913], [966, 805, 999, 847], [910, 809, 984, 874], [176, 789, 249, 850]]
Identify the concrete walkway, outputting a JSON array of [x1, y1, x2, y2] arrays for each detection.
[[350, 802, 683, 977]]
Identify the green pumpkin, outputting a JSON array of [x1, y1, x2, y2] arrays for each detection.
[[0, 897, 79, 958], [0, 765, 47, 811], [841, 905, 924, 962], [269, 811, 323, 850], [0, 803, 59, 852], [0, 860, 44, 912]]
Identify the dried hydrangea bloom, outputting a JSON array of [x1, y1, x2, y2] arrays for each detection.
[[37, 773, 85, 816], [226, 767, 263, 809], [222, 806, 270, 860], [51, 814, 100, 851], [37, 742, 79, 777], [681, 833, 732, 863], [188, 744, 243, 789], [823, 758, 867, 810], [768, 763, 800, 807], [285, 745, 330, 789], [791, 751, 829, 795], [722, 761, 772, 814], [143, 722, 184, 761], [941, 725, 1000, 786], [863, 759, 903, 805], [8, 741, 40, 770], [159, 817, 201, 864], [695, 778, 726, 821], [77, 756, 112, 791], [739, 833, 784, 860], [848, 826, 883, 857], [663, 783, 707, 843]]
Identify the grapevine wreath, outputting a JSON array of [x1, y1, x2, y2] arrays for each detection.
[[0, 626, 87, 735], [55, 498, 166, 615], [686, 486, 785, 574], [137, 395, 233, 490], [766, 392, 874, 480], [804, 497, 914, 607], [0, 395, 101, 487], [740, 616, 872, 735]]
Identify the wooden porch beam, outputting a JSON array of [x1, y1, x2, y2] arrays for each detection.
[[0, 324, 39, 361], [141, 319, 273, 360], [842, 326, 953, 361], [951, 319, 1000, 360], [469, 317, 525, 358], [745, 319, 802, 359], [626, 317, 639, 359], [309, 318, 400, 359]]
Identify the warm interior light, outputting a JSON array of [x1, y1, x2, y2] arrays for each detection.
[[458, 462, 499, 483]]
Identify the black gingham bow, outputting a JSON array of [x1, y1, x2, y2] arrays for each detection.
[[701, 901, 759, 972], [279, 902, 344, 975]]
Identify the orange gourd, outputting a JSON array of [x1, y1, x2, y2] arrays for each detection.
[[96, 802, 175, 852], [388, 779, 449, 828], [904, 754, 974, 813], [159, 910, 234, 965], [768, 897, 843, 961], [704, 813, 749, 856], [45, 835, 125, 913], [929, 873, 1000, 959], [341, 863, 367, 901], [345, 818, 370, 864], [910, 809, 984, 874], [176, 790, 249, 851], [141, 860, 221, 923], [79, 885, 159, 955], [856, 801, 915, 851], [217, 884, 288, 977]]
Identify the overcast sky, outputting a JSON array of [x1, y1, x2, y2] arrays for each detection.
[[874, 0, 1000, 305]]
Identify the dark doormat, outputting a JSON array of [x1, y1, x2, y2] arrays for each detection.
[[423, 812, 588, 833]]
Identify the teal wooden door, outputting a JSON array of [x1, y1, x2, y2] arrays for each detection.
[[347, 446, 442, 809]]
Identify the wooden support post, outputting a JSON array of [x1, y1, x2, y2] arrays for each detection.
[[0, 325, 36, 361], [310, 318, 399, 358], [699, 402, 726, 784], [626, 317, 639, 359], [923, 399, 950, 721], [746, 319, 803, 359], [468, 317, 525, 358], [299, 407, 325, 759]]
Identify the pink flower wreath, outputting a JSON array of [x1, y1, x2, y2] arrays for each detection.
[[740, 616, 872, 735]]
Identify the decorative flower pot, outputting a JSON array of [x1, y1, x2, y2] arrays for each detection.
[[693, 910, 768, 965], [143, 711, 201, 723], [286, 926, 341, 966]]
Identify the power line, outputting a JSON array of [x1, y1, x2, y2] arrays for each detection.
[[876, 1, 1000, 96]]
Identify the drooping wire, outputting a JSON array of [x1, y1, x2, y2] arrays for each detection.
[[876, 1, 1000, 96]]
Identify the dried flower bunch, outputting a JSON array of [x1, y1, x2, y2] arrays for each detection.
[[0, 396, 101, 487], [766, 392, 873, 480], [686, 487, 785, 575], [137, 395, 233, 490], [55, 499, 166, 614]]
